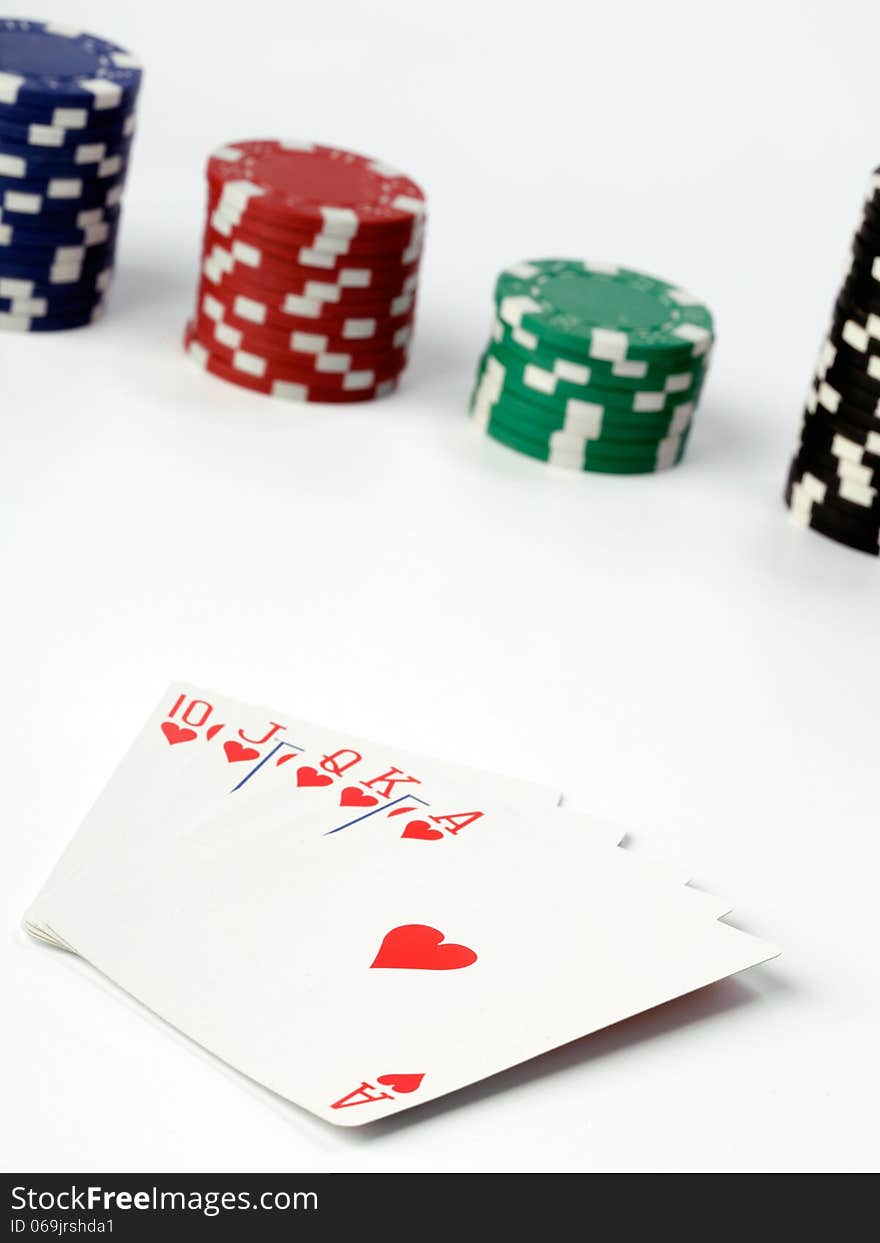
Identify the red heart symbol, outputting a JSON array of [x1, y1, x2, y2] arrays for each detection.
[[296, 765, 333, 788], [161, 721, 197, 746], [223, 740, 260, 764], [401, 819, 443, 841], [376, 1073, 424, 1095], [339, 787, 378, 808], [370, 924, 477, 971]]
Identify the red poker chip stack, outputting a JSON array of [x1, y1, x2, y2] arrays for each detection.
[[184, 140, 426, 402]]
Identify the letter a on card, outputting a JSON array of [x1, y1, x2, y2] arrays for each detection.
[[330, 1081, 394, 1110], [429, 811, 484, 835]]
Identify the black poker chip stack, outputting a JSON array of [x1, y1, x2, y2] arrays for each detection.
[[785, 167, 880, 555]]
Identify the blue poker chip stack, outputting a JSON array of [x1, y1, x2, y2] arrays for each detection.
[[0, 18, 141, 331]]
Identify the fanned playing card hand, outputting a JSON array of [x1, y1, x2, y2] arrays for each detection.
[[24, 683, 778, 1126]]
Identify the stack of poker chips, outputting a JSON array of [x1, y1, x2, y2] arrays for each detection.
[[471, 260, 714, 473], [0, 19, 141, 332], [785, 168, 880, 555], [184, 141, 426, 403]]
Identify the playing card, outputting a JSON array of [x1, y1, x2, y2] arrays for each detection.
[[38, 755, 778, 1126], [25, 685, 288, 945], [36, 690, 729, 946], [27, 685, 732, 956], [132, 743, 732, 923], [26, 682, 564, 946]]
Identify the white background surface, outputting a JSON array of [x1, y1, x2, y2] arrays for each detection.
[[2, 0, 879, 1174]]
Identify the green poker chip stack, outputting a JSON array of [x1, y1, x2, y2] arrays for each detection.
[[470, 259, 715, 473]]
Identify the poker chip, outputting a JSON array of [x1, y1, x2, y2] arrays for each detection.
[[484, 415, 689, 474], [0, 108, 135, 149], [0, 132, 132, 175], [0, 261, 113, 303], [195, 295, 412, 371], [201, 224, 421, 285], [198, 286, 413, 352], [473, 361, 697, 442], [187, 316, 408, 384], [206, 141, 425, 235], [0, 211, 118, 249], [0, 202, 118, 234], [207, 198, 423, 262], [0, 232, 114, 268], [0, 298, 104, 332], [0, 21, 139, 329], [187, 140, 426, 402], [0, 173, 125, 216], [201, 263, 418, 327], [493, 260, 714, 363], [201, 240, 420, 303], [184, 322, 398, 404], [472, 262, 714, 473], [482, 337, 706, 415], [491, 314, 710, 394], [0, 21, 141, 113], [784, 165, 880, 553], [786, 464, 880, 555]]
